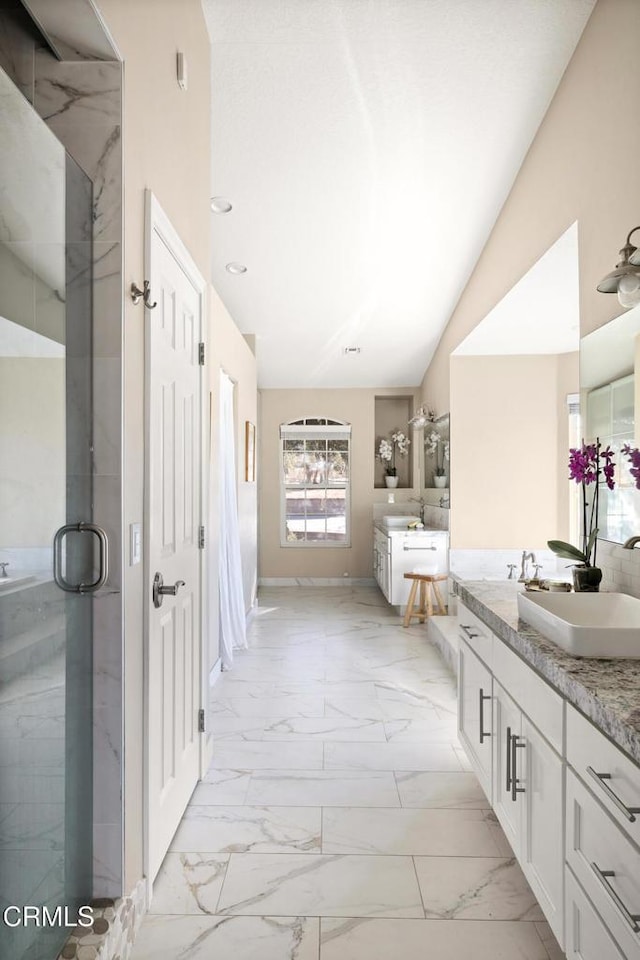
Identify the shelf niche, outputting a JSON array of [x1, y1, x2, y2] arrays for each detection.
[[374, 395, 413, 489]]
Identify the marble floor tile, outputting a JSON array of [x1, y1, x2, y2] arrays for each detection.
[[322, 808, 506, 856], [229, 660, 326, 682], [171, 806, 321, 854], [131, 915, 320, 960], [273, 681, 378, 698], [324, 741, 464, 772], [210, 741, 324, 771], [395, 771, 491, 809], [320, 918, 550, 960], [211, 717, 266, 740], [214, 680, 275, 699], [216, 696, 325, 718], [324, 697, 385, 720], [262, 717, 386, 741], [383, 718, 459, 742], [197, 770, 251, 804], [245, 770, 400, 807], [414, 856, 544, 921], [149, 852, 229, 914], [217, 853, 424, 918], [138, 586, 550, 960]]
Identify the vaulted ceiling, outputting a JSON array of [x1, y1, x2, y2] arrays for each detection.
[[203, 0, 595, 388]]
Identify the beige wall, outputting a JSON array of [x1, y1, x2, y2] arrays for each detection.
[[260, 387, 419, 579], [209, 288, 258, 669], [96, 0, 212, 889], [0, 359, 64, 547], [450, 354, 577, 548], [421, 0, 640, 414]]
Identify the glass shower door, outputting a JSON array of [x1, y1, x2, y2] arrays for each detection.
[[0, 66, 95, 960]]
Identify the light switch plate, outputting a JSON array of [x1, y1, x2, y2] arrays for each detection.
[[130, 522, 142, 566]]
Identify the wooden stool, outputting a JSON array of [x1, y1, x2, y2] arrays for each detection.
[[402, 572, 448, 627]]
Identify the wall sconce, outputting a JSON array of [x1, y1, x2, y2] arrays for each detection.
[[597, 226, 640, 309], [409, 404, 436, 429]]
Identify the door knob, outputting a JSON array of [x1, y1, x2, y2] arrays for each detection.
[[153, 572, 186, 608]]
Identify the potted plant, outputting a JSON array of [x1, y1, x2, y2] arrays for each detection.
[[548, 439, 615, 592], [377, 432, 410, 488]]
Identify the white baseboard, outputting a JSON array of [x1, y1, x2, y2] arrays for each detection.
[[258, 577, 377, 587]]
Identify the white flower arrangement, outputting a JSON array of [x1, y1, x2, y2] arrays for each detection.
[[425, 431, 449, 477], [377, 431, 410, 476], [425, 430, 441, 456]]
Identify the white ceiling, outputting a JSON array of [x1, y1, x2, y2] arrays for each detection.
[[203, 0, 595, 389], [453, 222, 580, 357]]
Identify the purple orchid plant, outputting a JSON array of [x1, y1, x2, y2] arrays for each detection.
[[622, 444, 640, 489], [548, 439, 615, 568]]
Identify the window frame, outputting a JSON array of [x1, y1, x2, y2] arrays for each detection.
[[279, 418, 351, 548]]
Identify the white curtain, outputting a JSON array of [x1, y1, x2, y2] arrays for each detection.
[[218, 371, 247, 669]]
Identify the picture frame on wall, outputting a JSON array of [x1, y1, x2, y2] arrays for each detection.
[[245, 421, 256, 482]]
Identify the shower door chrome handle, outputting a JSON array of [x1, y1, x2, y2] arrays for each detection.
[[53, 522, 109, 594]]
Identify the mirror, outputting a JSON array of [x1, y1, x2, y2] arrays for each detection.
[[581, 302, 640, 544], [423, 413, 450, 496]]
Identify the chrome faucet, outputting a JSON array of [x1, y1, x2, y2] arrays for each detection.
[[0, 562, 8, 578], [623, 535, 640, 549], [409, 496, 426, 524], [507, 563, 517, 580], [518, 550, 536, 582]]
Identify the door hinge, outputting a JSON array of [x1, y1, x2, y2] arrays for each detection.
[[198, 525, 205, 549], [198, 342, 205, 365], [198, 708, 205, 733]]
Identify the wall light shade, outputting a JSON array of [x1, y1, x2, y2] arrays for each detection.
[[409, 404, 436, 429], [597, 226, 640, 308]]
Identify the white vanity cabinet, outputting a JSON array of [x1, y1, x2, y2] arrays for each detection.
[[565, 703, 640, 960], [458, 639, 493, 800], [457, 600, 565, 947], [373, 525, 448, 607]]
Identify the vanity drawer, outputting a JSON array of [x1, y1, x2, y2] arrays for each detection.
[[567, 704, 640, 845], [565, 867, 626, 960], [457, 601, 493, 668], [567, 768, 640, 960], [491, 637, 563, 754]]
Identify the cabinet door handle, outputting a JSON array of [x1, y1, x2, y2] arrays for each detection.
[[511, 733, 526, 801], [403, 544, 437, 551], [460, 623, 480, 639], [586, 767, 640, 823], [506, 726, 513, 792], [479, 688, 491, 743], [591, 862, 640, 932]]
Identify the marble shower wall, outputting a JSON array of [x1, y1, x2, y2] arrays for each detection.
[[0, 0, 124, 898]]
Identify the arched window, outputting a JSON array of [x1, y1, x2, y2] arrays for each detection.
[[279, 418, 351, 546]]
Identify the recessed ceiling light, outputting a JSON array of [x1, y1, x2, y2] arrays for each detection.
[[226, 262, 247, 275], [211, 197, 233, 214], [343, 346, 361, 355]]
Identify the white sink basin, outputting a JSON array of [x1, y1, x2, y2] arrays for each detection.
[[381, 515, 420, 529], [517, 591, 640, 658]]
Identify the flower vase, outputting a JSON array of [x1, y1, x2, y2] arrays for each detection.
[[434, 475, 447, 489], [385, 475, 399, 489], [572, 565, 602, 593]]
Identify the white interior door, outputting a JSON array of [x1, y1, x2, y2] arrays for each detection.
[[145, 192, 206, 884]]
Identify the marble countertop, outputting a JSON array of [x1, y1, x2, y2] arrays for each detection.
[[373, 523, 449, 537], [456, 580, 640, 766]]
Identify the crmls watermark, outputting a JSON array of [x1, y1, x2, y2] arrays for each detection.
[[2, 906, 94, 928]]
